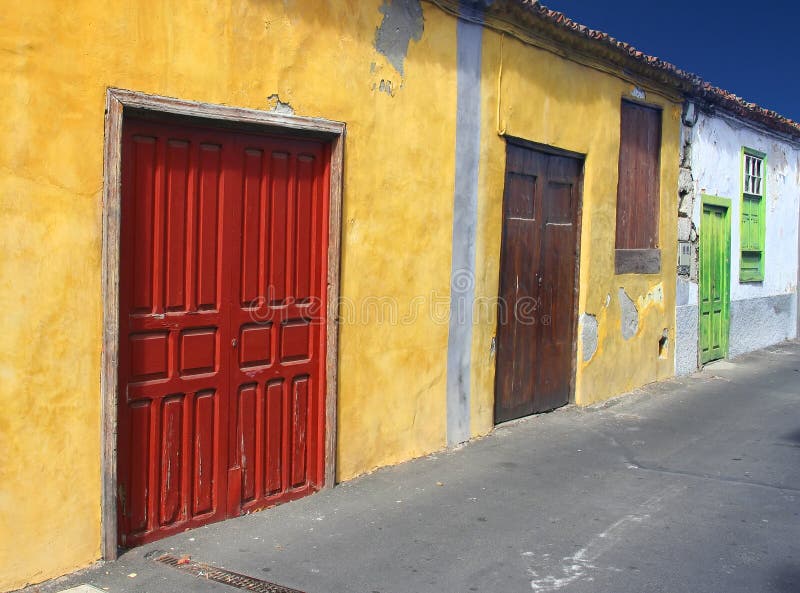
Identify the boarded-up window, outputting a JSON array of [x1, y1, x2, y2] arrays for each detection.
[[615, 100, 662, 250]]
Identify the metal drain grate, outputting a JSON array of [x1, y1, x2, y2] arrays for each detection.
[[153, 553, 306, 593]]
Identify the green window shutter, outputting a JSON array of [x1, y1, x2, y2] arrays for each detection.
[[740, 251, 762, 282], [740, 148, 766, 283], [742, 195, 761, 251]]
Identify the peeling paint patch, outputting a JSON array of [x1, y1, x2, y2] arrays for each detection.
[[631, 86, 646, 100], [618, 288, 639, 340], [374, 0, 424, 76], [637, 283, 664, 309], [580, 314, 598, 362], [266, 94, 294, 115], [378, 79, 395, 96], [369, 61, 402, 97]]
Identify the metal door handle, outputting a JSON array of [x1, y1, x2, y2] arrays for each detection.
[[231, 338, 238, 348]]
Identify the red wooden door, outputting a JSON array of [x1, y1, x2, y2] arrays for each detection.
[[494, 143, 582, 423], [226, 135, 328, 516], [117, 118, 329, 547]]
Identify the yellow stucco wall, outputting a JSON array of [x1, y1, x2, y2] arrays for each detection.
[[0, 2, 683, 589], [470, 31, 680, 436], [0, 1, 456, 589]]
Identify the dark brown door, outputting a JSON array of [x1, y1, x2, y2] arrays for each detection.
[[494, 142, 582, 423]]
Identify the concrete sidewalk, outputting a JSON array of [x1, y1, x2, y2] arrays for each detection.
[[24, 342, 800, 593]]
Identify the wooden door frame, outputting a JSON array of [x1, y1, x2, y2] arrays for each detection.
[[698, 194, 731, 365], [494, 136, 585, 418], [101, 88, 345, 560]]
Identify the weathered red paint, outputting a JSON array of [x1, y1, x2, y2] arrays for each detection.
[[117, 118, 329, 547]]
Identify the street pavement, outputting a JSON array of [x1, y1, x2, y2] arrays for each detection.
[[23, 341, 800, 593]]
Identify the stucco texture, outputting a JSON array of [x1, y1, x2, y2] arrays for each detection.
[[0, 1, 457, 589], [470, 31, 681, 435], [675, 303, 699, 375], [729, 294, 797, 358]]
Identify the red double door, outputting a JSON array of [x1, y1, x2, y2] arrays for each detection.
[[117, 118, 330, 547]]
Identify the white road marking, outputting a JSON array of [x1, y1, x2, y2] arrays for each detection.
[[527, 486, 685, 591]]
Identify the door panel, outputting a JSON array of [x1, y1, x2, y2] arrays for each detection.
[[699, 201, 730, 363], [118, 119, 328, 547], [494, 144, 582, 423], [118, 122, 232, 547], [226, 136, 327, 516]]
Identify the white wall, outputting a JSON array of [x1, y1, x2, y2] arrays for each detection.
[[677, 110, 799, 372], [690, 112, 800, 300]]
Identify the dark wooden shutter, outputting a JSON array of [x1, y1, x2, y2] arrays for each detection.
[[615, 100, 662, 250]]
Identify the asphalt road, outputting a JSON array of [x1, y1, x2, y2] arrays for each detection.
[[26, 341, 800, 593]]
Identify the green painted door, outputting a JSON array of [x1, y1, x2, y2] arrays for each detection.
[[699, 197, 731, 364]]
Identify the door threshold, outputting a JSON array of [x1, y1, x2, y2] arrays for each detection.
[[494, 403, 576, 429], [703, 358, 736, 370]]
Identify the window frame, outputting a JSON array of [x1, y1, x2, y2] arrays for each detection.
[[739, 146, 766, 282]]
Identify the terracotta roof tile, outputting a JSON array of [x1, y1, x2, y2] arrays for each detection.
[[505, 0, 800, 137]]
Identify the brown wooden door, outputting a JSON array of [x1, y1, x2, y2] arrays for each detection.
[[494, 142, 582, 423], [117, 118, 329, 547]]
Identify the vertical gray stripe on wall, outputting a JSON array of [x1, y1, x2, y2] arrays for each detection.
[[446, 8, 483, 446]]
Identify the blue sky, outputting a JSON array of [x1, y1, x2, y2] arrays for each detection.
[[541, 1, 800, 122]]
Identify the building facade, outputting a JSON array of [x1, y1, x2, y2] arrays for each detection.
[[0, 0, 733, 589], [676, 104, 800, 374]]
